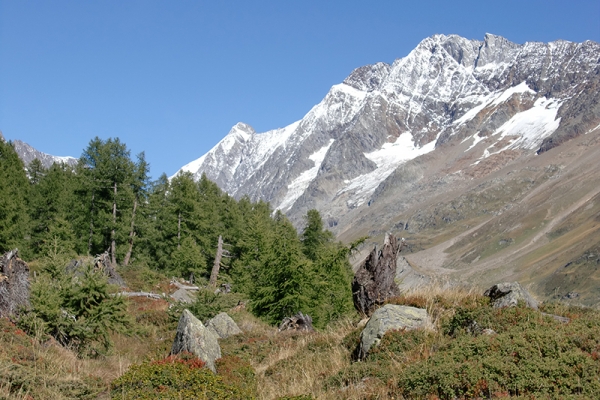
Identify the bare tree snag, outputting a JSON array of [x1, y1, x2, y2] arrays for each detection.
[[88, 189, 95, 256], [209, 235, 223, 288], [352, 234, 406, 316], [123, 197, 138, 266], [177, 212, 181, 249], [111, 181, 118, 265], [0, 249, 30, 318]]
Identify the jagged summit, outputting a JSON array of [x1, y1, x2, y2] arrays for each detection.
[[176, 33, 599, 232]]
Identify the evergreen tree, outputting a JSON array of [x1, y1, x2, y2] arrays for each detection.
[[250, 211, 313, 325], [78, 137, 135, 262], [123, 152, 150, 266], [0, 140, 30, 253], [301, 209, 334, 262], [28, 163, 77, 256]]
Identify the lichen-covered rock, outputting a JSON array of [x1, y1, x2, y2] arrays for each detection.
[[358, 304, 430, 359], [484, 282, 538, 310], [206, 312, 242, 339], [0, 249, 30, 318], [171, 309, 221, 372]]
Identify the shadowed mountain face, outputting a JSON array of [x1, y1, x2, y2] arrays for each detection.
[[179, 34, 600, 305]]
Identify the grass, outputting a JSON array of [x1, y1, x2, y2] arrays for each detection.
[[2, 278, 599, 399]]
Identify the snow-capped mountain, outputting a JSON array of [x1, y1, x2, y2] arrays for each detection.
[[177, 33, 600, 229], [0, 132, 78, 168]]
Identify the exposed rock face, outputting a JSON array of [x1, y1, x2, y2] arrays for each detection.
[[484, 282, 539, 309], [11, 140, 77, 169], [0, 249, 30, 318], [352, 234, 404, 316], [177, 34, 599, 232], [171, 309, 221, 372], [206, 312, 242, 339], [278, 312, 314, 332], [358, 304, 430, 359]]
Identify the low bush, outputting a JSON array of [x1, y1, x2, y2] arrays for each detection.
[[111, 352, 255, 399], [19, 263, 132, 357]]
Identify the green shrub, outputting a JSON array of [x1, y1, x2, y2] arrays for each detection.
[[168, 289, 245, 323], [397, 305, 600, 398], [19, 263, 131, 357], [111, 353, 254, 399]]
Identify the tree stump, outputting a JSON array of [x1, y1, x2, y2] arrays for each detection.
[[352, 234, 404, 316], [0, 249, 30, 318]]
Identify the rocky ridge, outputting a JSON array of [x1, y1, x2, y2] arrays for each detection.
[[178, 34, 599, 225], [180, 33, 600, 305]]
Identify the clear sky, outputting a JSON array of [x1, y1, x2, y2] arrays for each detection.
[[1, 1, 599, 179]]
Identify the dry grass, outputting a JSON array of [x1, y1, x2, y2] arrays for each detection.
[[219, 283, 483, 399]]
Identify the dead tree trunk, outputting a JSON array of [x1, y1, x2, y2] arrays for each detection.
[[177, 212, 181, 249], [209, 235, 223, 288], [0, 249, 30, 318], [88, 189, 95, 256], [352, 234, 404, 316], [123, 197, 138, 266], [111, 181, 118, 265]]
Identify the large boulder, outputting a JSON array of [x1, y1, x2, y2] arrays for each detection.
[[0, 249, 30, 318], [358, 304, 430, 359], [352, 234, 405, 316], [206, 312, 242, 339], [171, 309, 221, 372], [484, 282, 538, 310]]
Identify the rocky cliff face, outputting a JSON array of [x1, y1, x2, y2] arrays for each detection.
[[178, 34, 599, 230], [0, 132, 77, 169]]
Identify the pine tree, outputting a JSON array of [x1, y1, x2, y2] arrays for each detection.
[[78, 137, 135, 262], [0, 140, 30, 253]]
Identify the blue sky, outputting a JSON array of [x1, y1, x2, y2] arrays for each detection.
[[1, 1, 599, 178]]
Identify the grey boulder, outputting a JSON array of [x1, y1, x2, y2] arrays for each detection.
[[206, 312, 243, 339], [171, 309, 221, 372], [484, 282, 538, 310], [358, 304, 430, 359]]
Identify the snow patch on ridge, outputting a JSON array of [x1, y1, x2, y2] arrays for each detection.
[[337, 133, 436, 208], [277, 139, 335, 212], [472, 97, 562, 164]]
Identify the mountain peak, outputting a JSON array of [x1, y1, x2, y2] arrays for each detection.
[[343, 62, 391, 92], [177, 33, 599, 232], [228, 122, 255, 140]]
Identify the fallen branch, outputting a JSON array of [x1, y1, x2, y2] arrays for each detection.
[[170, 279, 200, 291], [116, 291, 163, 300]]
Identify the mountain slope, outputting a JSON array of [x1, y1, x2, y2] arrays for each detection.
[[179, 34, 598, 219], [178, 33, 600, 304]]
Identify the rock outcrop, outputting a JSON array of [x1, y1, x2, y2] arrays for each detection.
[[206, 312, 242, 339], [358, 304, 430, 359], [484, 282, 538, 309], [0, 249, 30, 318], [352, 234, 405, 316], [171, 309, 221, 372]]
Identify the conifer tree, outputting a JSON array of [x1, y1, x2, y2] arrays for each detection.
[[0, 140, 30, 253]]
